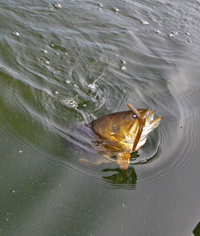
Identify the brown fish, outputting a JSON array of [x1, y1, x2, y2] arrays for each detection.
[[90, 103, 162, 169]]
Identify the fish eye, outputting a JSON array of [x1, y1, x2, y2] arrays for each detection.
[[132, 114, 137, 119]]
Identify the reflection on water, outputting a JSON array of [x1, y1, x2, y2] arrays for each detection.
[[102, 167, 137, 189], [193, 222, 200, 236], [1, 0, 200, 235]]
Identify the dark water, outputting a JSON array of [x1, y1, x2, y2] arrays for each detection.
[[1, 0, 200, 235]]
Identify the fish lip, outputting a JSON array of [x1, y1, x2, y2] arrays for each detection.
[[145, 109, 163, 125]]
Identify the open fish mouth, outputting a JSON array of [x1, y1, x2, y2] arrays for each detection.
[[144, 109, 162, 129]]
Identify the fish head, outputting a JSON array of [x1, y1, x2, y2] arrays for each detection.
[[91, 105, 162, 152]]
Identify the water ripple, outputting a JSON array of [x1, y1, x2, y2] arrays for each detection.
[[1, 0, 200, 189]]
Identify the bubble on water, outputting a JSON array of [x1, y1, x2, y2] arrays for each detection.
[[154, 30, 160, 34], [42, 50, 48, 53], [12, 31, 20, 36], [39, 57, 50, 65], [88, 83, 97, 92], [141, 20, 149, 25], [65, 80, 70, 84], [113, 8, 119, 13], [120, 60, 126, 64], [63, 99, 78, 108], [54, 3, 62, 9], [169, 31, 178, 37]]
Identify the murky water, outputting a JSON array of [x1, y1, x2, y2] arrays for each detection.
[[1, 0, 200, 235]]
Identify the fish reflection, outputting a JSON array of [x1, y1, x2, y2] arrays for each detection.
[[102, 167, 137, 189], [193, 221, 200, 236]]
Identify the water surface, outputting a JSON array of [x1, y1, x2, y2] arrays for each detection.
[[1, 0, 200, 235]]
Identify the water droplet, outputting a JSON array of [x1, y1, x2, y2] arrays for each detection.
[[12, 31, 20, 36], [54, 3, 62, 9]]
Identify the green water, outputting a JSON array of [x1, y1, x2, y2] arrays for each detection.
[[1, 0, 200, 235]]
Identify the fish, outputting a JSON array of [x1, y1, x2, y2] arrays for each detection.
[[65, 103, 162, 170], [89, 103, 162, 169]]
